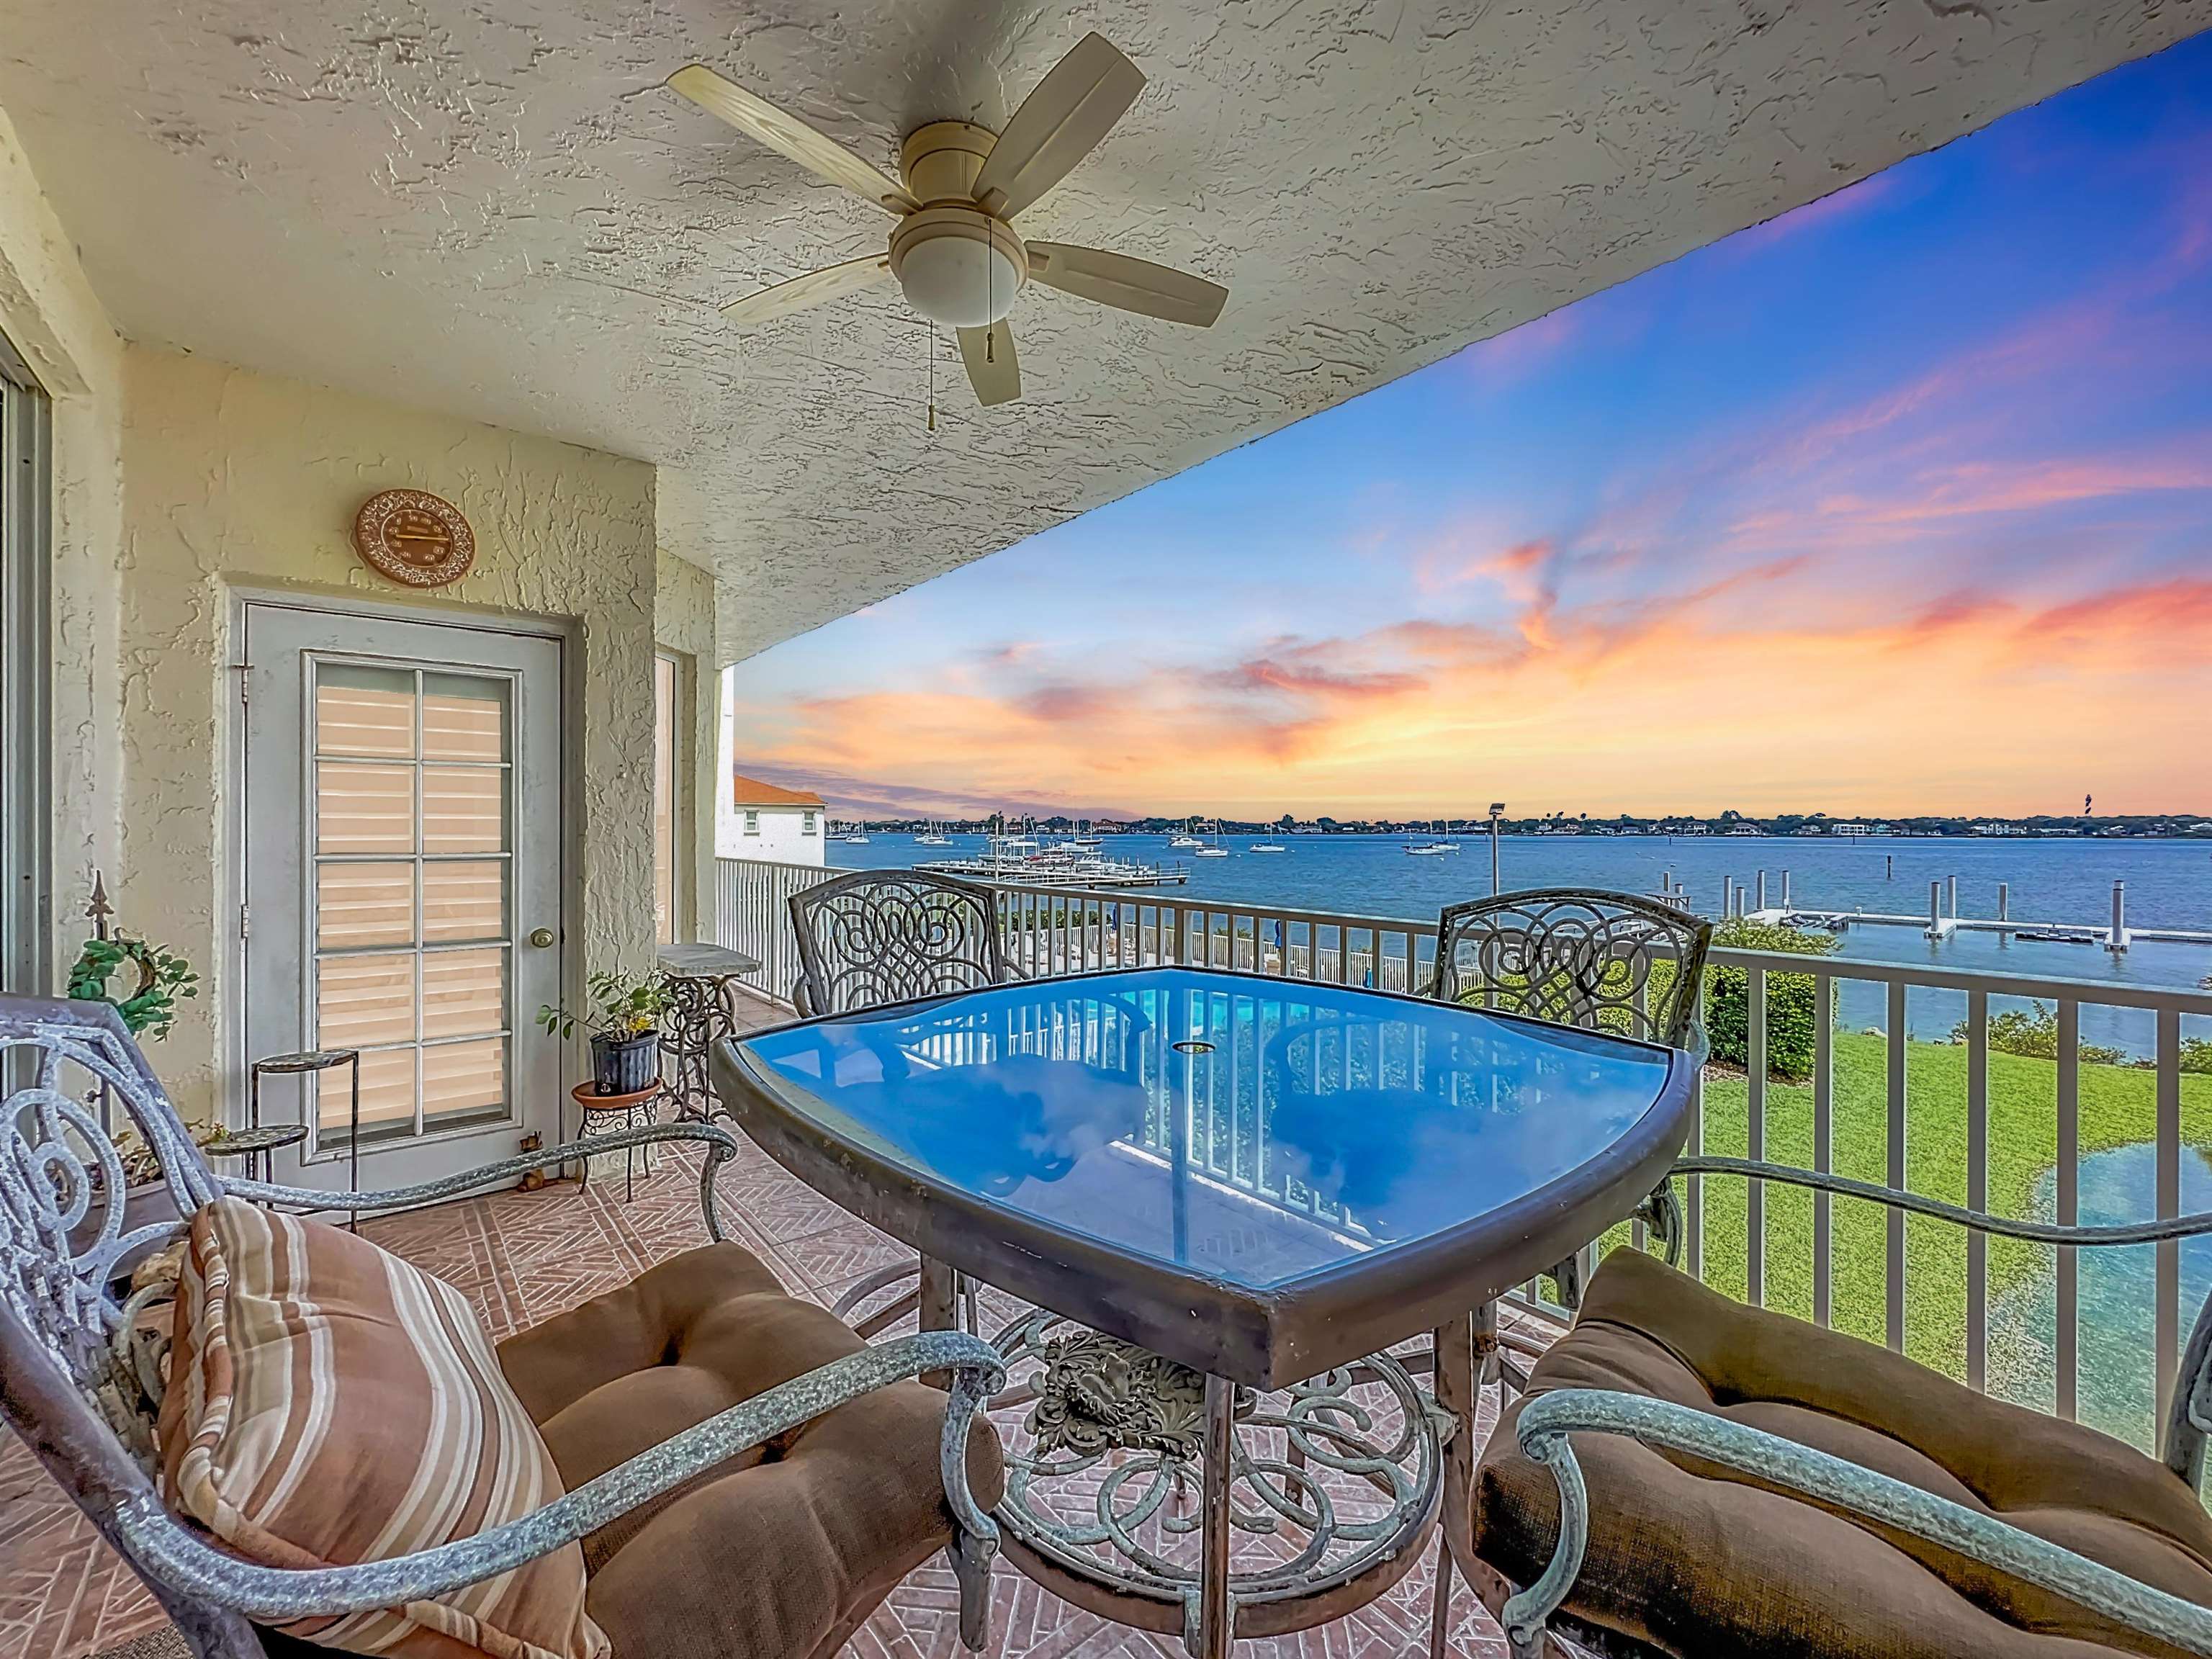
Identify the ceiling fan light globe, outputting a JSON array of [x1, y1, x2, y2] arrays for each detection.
[[888, 207, 1028, 328]]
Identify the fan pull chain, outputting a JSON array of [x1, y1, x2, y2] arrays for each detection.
[[927, 324, 937, 433], [985, 206, 996, 363]]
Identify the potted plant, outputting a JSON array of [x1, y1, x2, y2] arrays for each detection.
[[538, 968, 673, 1095], [66, 925, 204, 1241]]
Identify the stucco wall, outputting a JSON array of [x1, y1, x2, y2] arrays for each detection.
[[116, 347, 660, 1125], [0, 100, 124, 972]]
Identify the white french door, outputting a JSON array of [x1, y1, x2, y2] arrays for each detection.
[[240, 602, 565, 1193]]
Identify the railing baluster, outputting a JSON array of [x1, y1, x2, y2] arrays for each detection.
[[1813, 969, 1835, 1329], [1685, 1066, 1704, 1280], [2157, 1007, 2182, 1434], [1748, 966, 1767, 1309], [1965, 988, 1989, 1392], [2057, 998, 2080, 1421], [1887, 979, 1907, 1354]]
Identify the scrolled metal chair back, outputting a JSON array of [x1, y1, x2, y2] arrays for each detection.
[[788, 870, 1010, 1017], [0, 995, 222, 1462], [1433, 888, 1711, 1048]]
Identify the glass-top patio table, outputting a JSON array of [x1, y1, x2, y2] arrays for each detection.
[[714, 966, 1697, 1655]]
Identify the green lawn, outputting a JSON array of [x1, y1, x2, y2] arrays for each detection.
[[1636, 1033, 2212, 1439]]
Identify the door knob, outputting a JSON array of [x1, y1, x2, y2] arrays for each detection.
[[529, 927, 557, 949]]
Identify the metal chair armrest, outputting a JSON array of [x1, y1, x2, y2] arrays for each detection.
[[1654, 1157, 2212, 1481], [1668, 1156, 2212, 1250], [1500, 1387, 2212, 1659], [220, 1120, 742, 1240], [113, 1329, 1005, 1623]]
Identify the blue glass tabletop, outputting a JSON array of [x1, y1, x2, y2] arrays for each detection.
[[731, 968, 1683, 1303]]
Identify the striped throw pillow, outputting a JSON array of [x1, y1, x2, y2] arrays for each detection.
[[158, 1198, 608, 1659]]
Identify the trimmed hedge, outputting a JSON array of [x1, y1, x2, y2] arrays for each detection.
[[1652, 917, 1838, 1081]]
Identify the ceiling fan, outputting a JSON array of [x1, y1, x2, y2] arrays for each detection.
[[667, 32, 1228, 408]]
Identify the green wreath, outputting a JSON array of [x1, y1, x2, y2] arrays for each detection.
[[68, 932, 199, 1040]]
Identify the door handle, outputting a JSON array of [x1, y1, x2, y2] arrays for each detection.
[[529, 927, 557, 949]]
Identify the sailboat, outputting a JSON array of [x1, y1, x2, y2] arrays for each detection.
[[1167, 817, 1203, 850], [1403, 819, 1460, 855], [1192, 819, 1230, 858], [912, 819, 950, 846]]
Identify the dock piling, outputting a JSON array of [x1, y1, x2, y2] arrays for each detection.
[[1925, 881, 1954, 939]]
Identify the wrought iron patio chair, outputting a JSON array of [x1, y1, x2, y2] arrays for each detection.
[[786, 870, 1013, 1336], [1419, 888, 1711, 1658], [0, 994, 1007, 1659], [1454, 1160, 2212, 1658], [1430, 886, 1711, 1315], [1432, 886, 1710, 1051], [788, 868, 1010, 1020]]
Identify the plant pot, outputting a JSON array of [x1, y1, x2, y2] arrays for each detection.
[[590, 1031, 660, 1096]]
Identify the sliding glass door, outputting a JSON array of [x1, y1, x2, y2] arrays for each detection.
[[0, 330, 50, 1000]]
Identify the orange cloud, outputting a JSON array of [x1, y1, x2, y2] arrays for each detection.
[[737, 569, 2212, 819]]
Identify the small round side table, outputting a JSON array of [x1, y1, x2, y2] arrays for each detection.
[[207, 1123, 310, 1189], [569, 1081, 660, 1203], [249, 1047, 362, 1230]]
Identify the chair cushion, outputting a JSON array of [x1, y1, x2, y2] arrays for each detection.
[[496, 1242, 1006, 1659], [1472, 1249, 2212, 1659], [157, 1198, 606, 1659]]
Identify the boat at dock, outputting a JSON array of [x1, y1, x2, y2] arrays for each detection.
[[917, 834, 1187, 889]]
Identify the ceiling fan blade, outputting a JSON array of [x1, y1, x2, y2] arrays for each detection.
[[957, 323, 1020, 407], [1026, 243, 1227, 327], [721, 256, 893, 329], [968, 34, 1144, 220], [668, 66, 919, 216]]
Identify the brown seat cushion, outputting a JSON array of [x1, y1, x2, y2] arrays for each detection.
[[496, 1243, 1005, 1659], [158, 1199, 605, 1659], [1472, 1249, 2212, 1659]]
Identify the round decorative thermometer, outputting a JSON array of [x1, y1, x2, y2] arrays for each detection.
[[353, 489, 476, 588]]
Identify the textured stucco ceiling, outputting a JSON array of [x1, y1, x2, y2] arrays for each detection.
[[1, 2, 2201, 662]]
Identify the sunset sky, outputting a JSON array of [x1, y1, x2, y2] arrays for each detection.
[[725, 35, 2212, 822]]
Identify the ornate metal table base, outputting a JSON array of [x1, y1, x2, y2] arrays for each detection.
[[989, 1310, 1445, 1655]]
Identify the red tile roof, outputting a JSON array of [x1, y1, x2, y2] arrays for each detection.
[[731, 773, 825, 809]]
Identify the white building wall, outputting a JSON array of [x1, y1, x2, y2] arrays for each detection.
[[722, 804, 822, 865]]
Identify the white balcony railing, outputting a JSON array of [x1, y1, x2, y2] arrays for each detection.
[[714, 855, 2212, 1451]]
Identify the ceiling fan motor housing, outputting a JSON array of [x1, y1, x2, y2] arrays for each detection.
[[888, 206, 1028, 327], [889, 121, 1028, 328]]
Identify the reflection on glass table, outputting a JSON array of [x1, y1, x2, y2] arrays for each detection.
[[723, 967, 1695, 1659]]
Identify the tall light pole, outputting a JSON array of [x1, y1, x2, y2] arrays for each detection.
[[1488, 802, 1506, 895]]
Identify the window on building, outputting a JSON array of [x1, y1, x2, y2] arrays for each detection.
[[802, 811, 817, 835], [743, 809, 759, 835]]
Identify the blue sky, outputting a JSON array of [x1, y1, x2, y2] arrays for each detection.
[[728, 33, 2212, 821]]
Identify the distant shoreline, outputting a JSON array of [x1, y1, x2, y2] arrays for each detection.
[[832, 819, 2212, 841]]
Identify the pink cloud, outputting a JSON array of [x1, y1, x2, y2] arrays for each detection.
[[1452, 307, 1583, 388], [1725, 173, 1900, 254]]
